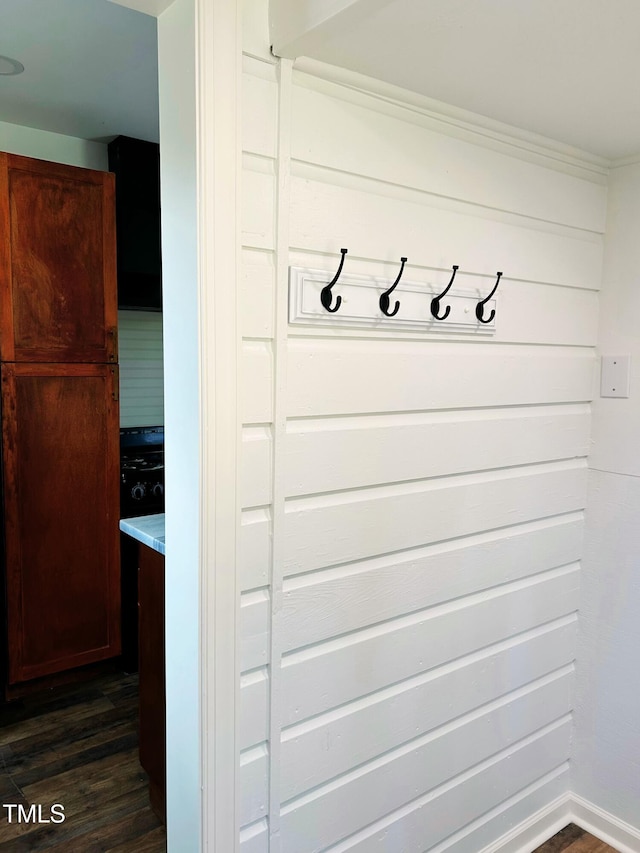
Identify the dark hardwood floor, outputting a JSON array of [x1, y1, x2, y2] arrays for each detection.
[[0, 680, 621, 853], [534, 823, 619, 852], [0, 672, 165, 851]]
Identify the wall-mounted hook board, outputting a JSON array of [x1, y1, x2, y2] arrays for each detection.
[[289, 266, 496, 334]]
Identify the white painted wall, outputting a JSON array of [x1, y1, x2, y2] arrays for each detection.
[[573, 161, 640, 831], [239, 1, 605, 850], [157, 0, 201, 849], [0, 119, 107, 170]]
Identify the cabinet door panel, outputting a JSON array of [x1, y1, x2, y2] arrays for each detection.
[[2, 363, 121, 683], [0, 153, 117, 363]]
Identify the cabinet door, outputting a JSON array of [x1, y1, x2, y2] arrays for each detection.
[[2, 363, 121, 684], [0, 153, 117, 363]]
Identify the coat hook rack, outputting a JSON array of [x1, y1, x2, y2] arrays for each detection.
[[320, 248, 348, 313], [379, 257, 408, 317], [430, 265, 459, 321], [290, 255, 500, 333], [476, 271, 503, 324]]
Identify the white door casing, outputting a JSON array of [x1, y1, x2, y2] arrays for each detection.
[[114, 0, 242, 850]]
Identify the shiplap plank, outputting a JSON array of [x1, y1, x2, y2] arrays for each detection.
[[281, 568, 579, 724], [241, 589, 270, 671], [240, 819, 269, 853], [281, 515, 582, 649], [289, 174, 603, 290], [118, 311, 164, 428], [500, 280, 598, 347], [291, 84, 607, 234], [118, 407, 164, 421], [436, 768, 569, 853], [280, 623, 575, 801], [243, 165, 275, 250], [118, 367, 164, 380], [285, 407, 590, 497], [284, 462, 586, 575], [240, 508, 270, 591], [280, 684, 571, 853], [243, 61, 278, 159], [242, 341, 273, 424], [242, 427, 272, 508], [286, 339, 594, 417], [241, 668, 269, 750], [118, 310, 163, 349], [317, 724, 571, 853], [242, 248, 275, 339], [241, 744, 269, 826]]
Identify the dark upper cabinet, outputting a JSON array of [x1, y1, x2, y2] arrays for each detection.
[[2, 362, 121, 684], [0, 153, 118, 363], [108, 136, 162, 311]]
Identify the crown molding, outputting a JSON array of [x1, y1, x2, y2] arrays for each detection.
[[610, 151, 640, 169], [293, 56, 611, 183]]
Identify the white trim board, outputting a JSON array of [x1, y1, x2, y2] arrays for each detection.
[[478, 794, 640, 853], [119, 0, 243, 851], [196, 0, 242, 850], [479, 794, 571, 853], [570, 795, 640, 853]]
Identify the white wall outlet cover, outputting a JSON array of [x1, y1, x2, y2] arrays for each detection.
[[600, 355, 631, 398]]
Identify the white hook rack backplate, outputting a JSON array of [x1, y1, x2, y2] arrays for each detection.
[[288, 266, 496, 334]]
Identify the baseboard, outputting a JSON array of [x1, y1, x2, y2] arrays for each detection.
[[480, 794, 571, 853], [479, 792, 640, 853], [569, 794, 640, 853]]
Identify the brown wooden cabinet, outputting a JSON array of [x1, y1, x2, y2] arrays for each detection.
[[1, 363, 121, 684], [0, 152, 120, 690], [0, 153, 117, 364]]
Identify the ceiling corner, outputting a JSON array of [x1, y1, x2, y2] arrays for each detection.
[[270, 0, 393, 59], [107, 0, 172, 17]]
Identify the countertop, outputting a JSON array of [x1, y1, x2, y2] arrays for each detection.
[[120, 514, 165, 555]]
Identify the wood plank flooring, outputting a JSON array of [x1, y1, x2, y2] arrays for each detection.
[[0, 672, 165, 851], [534, 823, 619, 852], [0, 677, 622, 853]]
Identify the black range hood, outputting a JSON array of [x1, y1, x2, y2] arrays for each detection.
[[108, 135, 162, 311]]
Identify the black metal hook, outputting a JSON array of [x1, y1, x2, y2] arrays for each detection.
[[320, 248, 348, 313], [379, 257, 408, 317], [476, 271, 503, 324], [430, 265, 458, 321]]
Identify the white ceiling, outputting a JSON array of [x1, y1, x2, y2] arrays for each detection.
[[0, 0, 158, 143], [272, 0, 640, 162], [5, 0, 640, 161]]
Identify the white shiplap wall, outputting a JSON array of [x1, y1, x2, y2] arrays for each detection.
[[239, 1, 605, 850], [118, 310, 164, 427]]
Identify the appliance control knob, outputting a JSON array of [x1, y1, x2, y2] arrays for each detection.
[[131, 483, 146, 501], [152, 483, 164, 498]]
